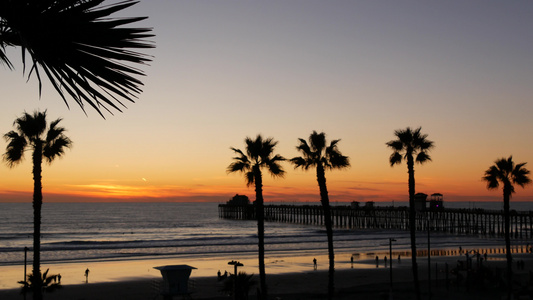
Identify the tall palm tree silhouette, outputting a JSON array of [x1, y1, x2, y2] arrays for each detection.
[[0, 0, 154, 116], [3, 111, 72, 300], [227, 135, 285, 300], [290, 131, 350, 300], [483, 156, 531, 300], [386, 126, 433, 300]]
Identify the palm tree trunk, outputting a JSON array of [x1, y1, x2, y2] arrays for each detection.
[[407, 156, 421, 300], [503, 188, 512, 300], [316, 165, 334, 300], [254, 167, 267, 300], [32, 142, 43, 300]]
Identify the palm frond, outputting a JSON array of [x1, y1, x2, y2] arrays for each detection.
[[415, 151, 432, 164], [386, 140, 404, 151], [45, 118, 66, 142], [3, 130, 27, 167], [483, 156, 531, 193], [43, 136, 72, 163], [245, 171, 255, 187], [0, 0, 154, 116], [513, 162, 531, 187], [266, 155, 286, 177], [482, 165, 501, 190], [15, 111, 47, 140], [327, 151, 350, 170], [4, 110, 72, 167], [228, 135, 285, 185], [389, 152, 402, 166], [295, 139, 312, 157], [387, 127, 433, 167], [290, 156, 306, 169], [309, 131, 326, 153], [0, 17, 15, 68], [227, 161, 249, 174]]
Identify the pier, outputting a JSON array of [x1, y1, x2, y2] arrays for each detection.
[[218, 204, 533, 239]]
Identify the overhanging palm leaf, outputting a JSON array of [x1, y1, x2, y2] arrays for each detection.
[[0, 0, 154, 116]]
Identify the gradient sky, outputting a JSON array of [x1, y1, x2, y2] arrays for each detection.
[[1, 0, 532, 204]]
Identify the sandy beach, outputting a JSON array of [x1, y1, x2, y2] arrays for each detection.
[[2, 250, 533, 299]]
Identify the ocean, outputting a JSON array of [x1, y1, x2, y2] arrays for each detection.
[[1, 201, 531, 267]]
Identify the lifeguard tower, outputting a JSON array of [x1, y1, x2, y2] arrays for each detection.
[[154, 265, 196, 299]]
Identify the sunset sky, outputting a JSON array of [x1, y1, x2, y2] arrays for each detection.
[[0, 1, 532, 204]]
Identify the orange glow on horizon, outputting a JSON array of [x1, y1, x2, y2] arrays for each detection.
[[1, 177, 531, 203]]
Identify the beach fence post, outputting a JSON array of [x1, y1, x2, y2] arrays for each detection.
[[23, 246, 28, 300], [427, 215, 431, 299], [23, 246, 28, 282], [389, 238, 396, 297]]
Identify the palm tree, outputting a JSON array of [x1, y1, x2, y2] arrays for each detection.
[[0, 0, 154, 116], [227, 135, 285, 300], [290, 131, 350, 299], [19, 268, 62, 295], [386, 126, 433, 300], [483, 156, 531, 299], [3, 110, 72, 300]]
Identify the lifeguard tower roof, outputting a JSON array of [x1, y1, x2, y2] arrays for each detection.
[[154, 265, 197, 271]]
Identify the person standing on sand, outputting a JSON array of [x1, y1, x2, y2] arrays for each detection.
[[85, 268, 90, 284], [313, 258, 317, 270]]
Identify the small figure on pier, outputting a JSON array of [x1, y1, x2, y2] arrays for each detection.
[[313, 258, 317, 270], [384, 256, 387, 267], [398, 254, 401, 264]]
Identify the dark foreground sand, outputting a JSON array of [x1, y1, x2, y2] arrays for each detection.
[[2, 254, 533, 300]]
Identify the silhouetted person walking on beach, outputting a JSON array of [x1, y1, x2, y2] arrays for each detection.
[[351, 256, 354, 268], [85, 268, 90, 284], [313, 258, 317, 270]]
